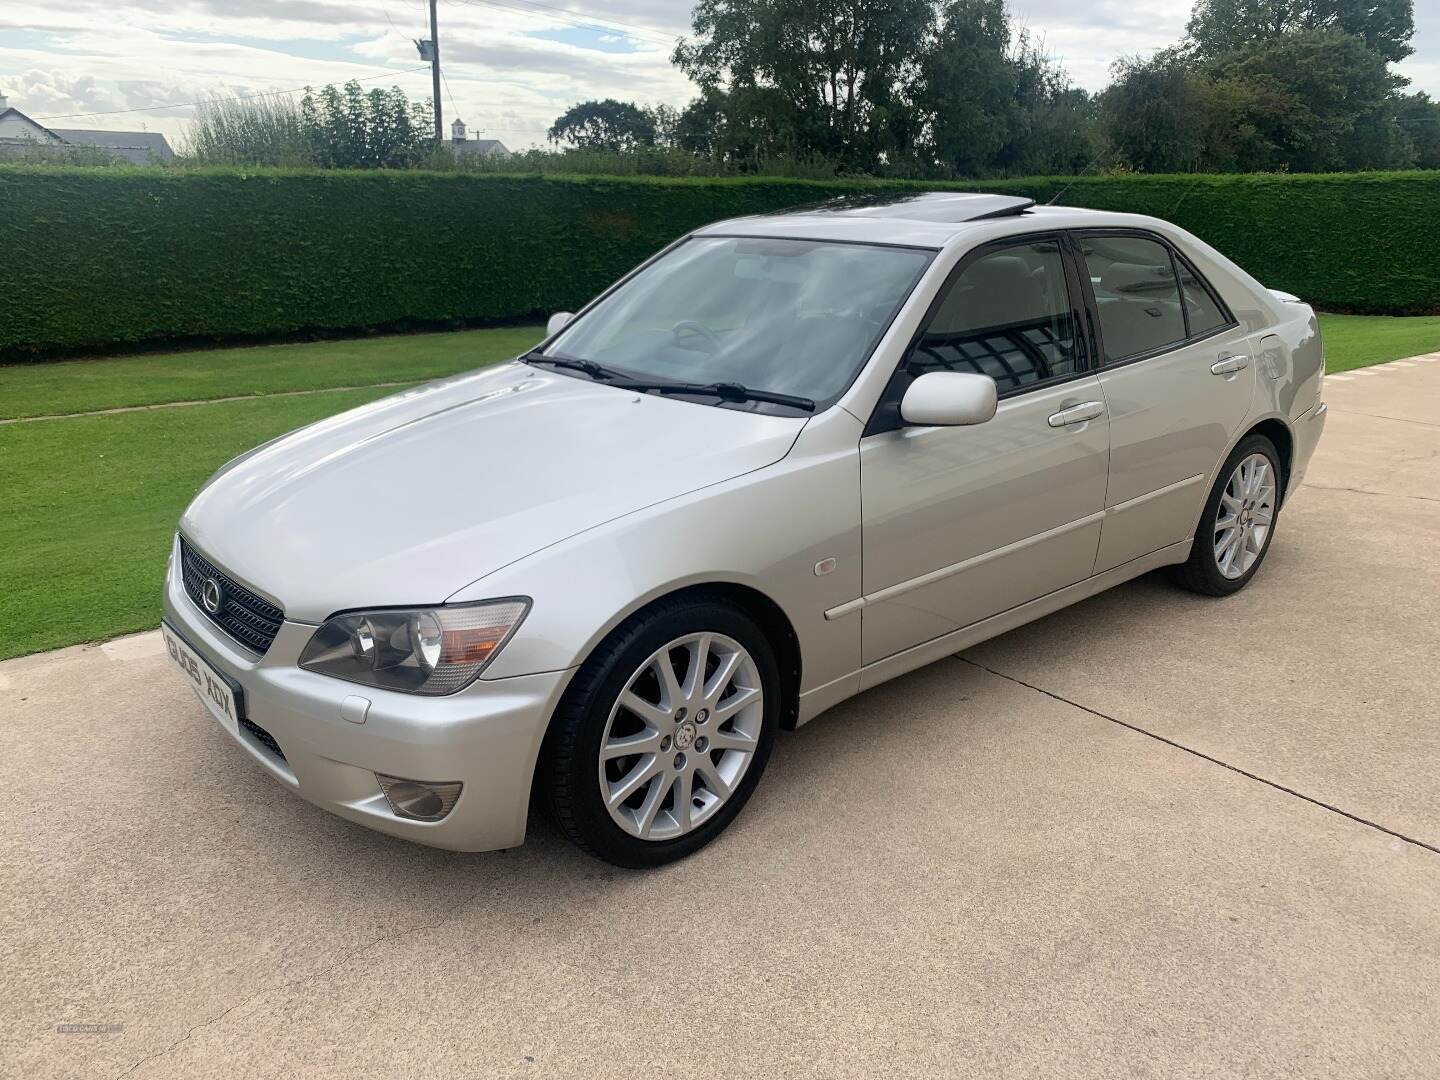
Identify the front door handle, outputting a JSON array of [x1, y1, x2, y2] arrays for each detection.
[[1211, 354, 1250, 375], [1047, 401, 1105, 428]]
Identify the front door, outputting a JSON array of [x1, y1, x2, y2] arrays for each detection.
[[1074, 231, 1258, 572], [858, 236, 1110, 665]]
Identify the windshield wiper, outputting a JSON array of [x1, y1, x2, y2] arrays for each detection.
[[618, 380, 816, 412], [520, 351, 626, 382]]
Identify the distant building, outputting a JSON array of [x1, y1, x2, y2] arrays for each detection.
[[448, 117, 509, 160], [0, 92, 174, 163]]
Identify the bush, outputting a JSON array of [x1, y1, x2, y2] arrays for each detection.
[[1, 166, 1436, 358]]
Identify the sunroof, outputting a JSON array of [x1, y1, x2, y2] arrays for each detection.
[[781, 192, 1036, 223]]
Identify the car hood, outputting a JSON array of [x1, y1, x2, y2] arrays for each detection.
[[181, 362, 807, 623]]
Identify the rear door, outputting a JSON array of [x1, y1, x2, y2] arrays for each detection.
[[1074, 231, 1256, 572], [857, 235, 1110, 664]]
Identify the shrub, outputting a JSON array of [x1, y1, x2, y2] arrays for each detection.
[[1, 166, 1436, 358]]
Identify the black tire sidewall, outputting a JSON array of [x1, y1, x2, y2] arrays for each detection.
[[544, 599, 780, 868]]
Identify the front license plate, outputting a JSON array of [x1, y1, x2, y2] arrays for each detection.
[[162, 621, 243, 738]]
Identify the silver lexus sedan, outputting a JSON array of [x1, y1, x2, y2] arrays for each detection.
[[162, 192, 1327, 867]]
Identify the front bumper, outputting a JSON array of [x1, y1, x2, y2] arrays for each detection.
[[162, 538, 571, 851]]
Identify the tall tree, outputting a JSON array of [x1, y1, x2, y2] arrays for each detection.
[[1214, 28, 1412, 170], [547, 100, 658, 151], [915, 0, 1095, 176], [1393, 92, 1440, 169], [299, 82, 433, 168], [1186, 0, 1415, 63], [673, 0, 933, 170]]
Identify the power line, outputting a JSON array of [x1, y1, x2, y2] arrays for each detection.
[[31, 66, 433, 122]]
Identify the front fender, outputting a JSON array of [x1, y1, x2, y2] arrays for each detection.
[[457, 410, 866, 697]]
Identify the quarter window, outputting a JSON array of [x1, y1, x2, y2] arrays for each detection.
[[907, 241, 1080, 395], [1080, 235, 1187, 362], [1177, 257, 1230, 338]]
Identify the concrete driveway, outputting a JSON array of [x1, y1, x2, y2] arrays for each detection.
[[4, 355, 1439, 1080]]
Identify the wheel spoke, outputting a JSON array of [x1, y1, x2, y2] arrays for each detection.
[[653, 652, 684, 711], [695, 759, 732, 801], [1215, 512, 1238, 532], [704, 647, 743, 704], [709, 727, 758, 753], [607, 755, 662, 808], [634, 774, 671, 837], [671, 770, 693, 833], [1221, 491, 1242, 515], [714, 685, 761, 722], [619, 690, 670, 730], [602, 729, 662, 760], [682, 634, 711, 700]]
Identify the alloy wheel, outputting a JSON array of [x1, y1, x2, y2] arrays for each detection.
[[1214, 452, 1276, 580], [598, 632, 763, 841]]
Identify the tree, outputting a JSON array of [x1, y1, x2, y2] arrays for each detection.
[[673, 0, 933, 171], [1186, 0, 1414, 64], [299, 82, 433, 168], [914, 0, 1096, 177], [1101, 51, 1215, 172], [1394, 92, 1440, 169], [1213, 28, 1412, 170], [547, 100, 658, 151]]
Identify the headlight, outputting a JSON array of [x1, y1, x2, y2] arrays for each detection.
[[299, 599, 530, 695]]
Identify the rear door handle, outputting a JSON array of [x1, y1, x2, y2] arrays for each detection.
[[1047, 401, 1105, 428], [1211, 354, 1250, 375]]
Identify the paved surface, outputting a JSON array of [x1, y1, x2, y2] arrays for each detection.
[[4, 355, 1440, 1080]]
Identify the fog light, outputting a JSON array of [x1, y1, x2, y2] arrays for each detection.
[[375, 774, 463, 821]]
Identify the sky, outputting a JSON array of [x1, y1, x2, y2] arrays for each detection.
[[1, 0, 1436, 154]]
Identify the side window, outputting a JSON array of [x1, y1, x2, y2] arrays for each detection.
[[907, 241, 1080, 395], [1080, 235, 1186, 362], [1176, 257, 1231, 338]]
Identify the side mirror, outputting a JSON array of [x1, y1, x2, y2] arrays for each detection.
[[546, 311, 575, 337], [899, 371, 998, 427]]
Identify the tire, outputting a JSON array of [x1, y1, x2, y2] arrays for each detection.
[[1170, 433, 1283, 596], [539, 595, 780, 868]]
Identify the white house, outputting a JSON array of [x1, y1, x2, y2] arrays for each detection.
[[448, 118, 509, 160], [0, 92, 174, 163]]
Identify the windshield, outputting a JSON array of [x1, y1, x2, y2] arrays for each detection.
[[542, 236, 934, 410]]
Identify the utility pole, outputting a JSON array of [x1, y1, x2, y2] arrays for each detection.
[[428, 0, 442, 142]]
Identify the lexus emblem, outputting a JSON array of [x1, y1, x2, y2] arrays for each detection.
[[201, 577, 223, 614]]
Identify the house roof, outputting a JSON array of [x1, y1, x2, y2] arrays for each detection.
[[451, 138, 509, 157], [49, 128, 174, 164]]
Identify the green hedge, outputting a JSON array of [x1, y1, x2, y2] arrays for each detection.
[[2, 166, 1437, 358]]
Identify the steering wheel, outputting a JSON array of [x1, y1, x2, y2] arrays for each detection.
[[671, 320, 723, 353]]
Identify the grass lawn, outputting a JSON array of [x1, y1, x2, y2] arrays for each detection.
[[1317, 313, 1440, 373], [1, 314, 1436, 661], [0, 387, 402, 660], [0, 325, 543, 420]]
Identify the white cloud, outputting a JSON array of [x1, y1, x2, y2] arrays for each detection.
[[0, 0, 1435, 152]]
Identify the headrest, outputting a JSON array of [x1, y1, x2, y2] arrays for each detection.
[[1102, 262, 1175, 297]]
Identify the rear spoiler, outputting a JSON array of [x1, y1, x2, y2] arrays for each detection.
[[1268, 288, 1305, 304]]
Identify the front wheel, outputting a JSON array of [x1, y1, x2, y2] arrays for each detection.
[[1170, 433, 1282, 596], [539, 597, 779, 868]]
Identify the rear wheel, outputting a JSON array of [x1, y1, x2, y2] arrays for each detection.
[[1171, 433, 1282, 596], [540, 597, 779, 868]]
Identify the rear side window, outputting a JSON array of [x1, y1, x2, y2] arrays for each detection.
[[1080, 235, 1186, 362], [1176, 257, 1230, 338], [907, 240, 1080, 395]]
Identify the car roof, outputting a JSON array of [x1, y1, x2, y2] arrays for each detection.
[[692, 193, 1139, 249]]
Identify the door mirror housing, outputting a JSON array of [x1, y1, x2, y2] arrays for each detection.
[[546, 311, 575, 337], [899, 372, 998, 427]]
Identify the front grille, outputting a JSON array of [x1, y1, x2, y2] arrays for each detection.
[[178, 536, 285, 655], [240, 717, 287, 761]]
